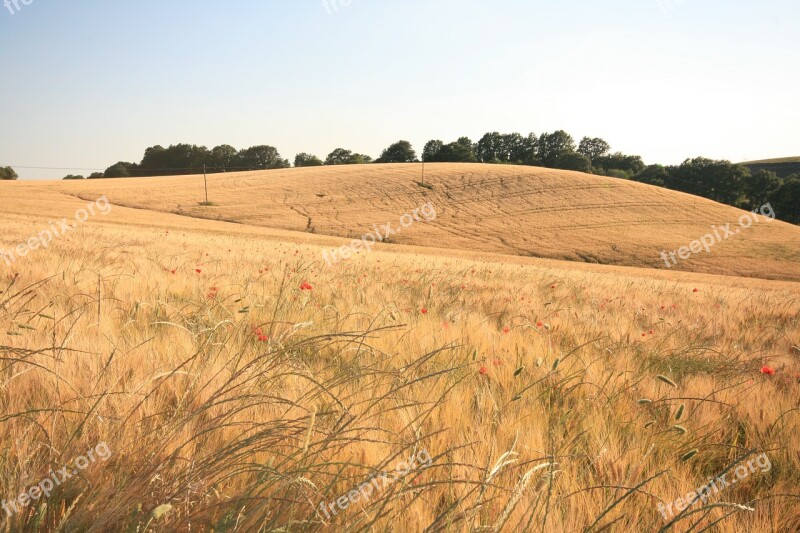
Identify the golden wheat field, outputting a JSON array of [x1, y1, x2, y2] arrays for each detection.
[[20, 163, 800, 281], [0, 166, 799, 532]]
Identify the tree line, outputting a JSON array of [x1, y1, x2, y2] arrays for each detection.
[[2, 133, 797, 223]]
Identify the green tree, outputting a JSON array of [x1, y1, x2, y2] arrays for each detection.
[[428, 141, 477, 163], [325, 148, 357, 165], [553, 152, 591, 172], [104, 161, 136, 178], [88, 172, 105, 179], [294, 153, 324, 167], [668, 158, 747, 205], [594, 152, 645, 175], [0, 166, 18, 180], [476, 132, 502, 163], [538, 130, 576, 168], [577, 137, 611, 164], [633, 165, 671, 187], [210, 145, 239, 171], [237, 145, 289, 170], [63, 174, 85, 180], [744, 169, 782, 209], [422, 140, 444, 161], [350, 153, 373, 164], [376, 140, 417, 163], [770, 174, 800, 224]]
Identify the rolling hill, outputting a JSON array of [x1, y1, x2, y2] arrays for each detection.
[[742, 156, 800, 180], [4, 163, 800, 280]]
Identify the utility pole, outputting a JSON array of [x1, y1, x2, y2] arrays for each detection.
[[203, 164, 209, 204]]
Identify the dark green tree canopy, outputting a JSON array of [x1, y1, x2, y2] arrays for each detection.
[[422, 140, 444, 162], [325, 148, 370, 165], [744, 169, 782, 209], [104, 161, 136, 178], [376, 140, 417, 163], [553, 152, 591, 173], [578, 137, 611, 163], [538, 131, 577, 167], [0, 166, 18, 180], [294, 153, 324, 167]]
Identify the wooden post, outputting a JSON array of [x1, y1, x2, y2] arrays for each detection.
[[203, 164, 209, 204]]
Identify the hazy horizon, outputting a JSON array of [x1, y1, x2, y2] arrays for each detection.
[[2, 0, 798, 180]]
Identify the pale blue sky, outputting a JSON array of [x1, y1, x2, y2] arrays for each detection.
[[1, 0, 798, 180]]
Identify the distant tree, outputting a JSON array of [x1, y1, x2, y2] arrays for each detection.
[[744, 169, 782, 210], [104, 161, 136, 178], [237, 145, 290, 170], [578, 137, 611, 164], [62, 174, 85, 180], [139, 144, 210, 175], [325, 148, 367, 165], [325, 148, 353, 165], [476, 132, 502, 163], [294, 153, 324, 167], [498, 133, 525, 163], [0, 166, 18, 180], [595, 152, 645, 175], [428, 141, 477, 163], [88, 172, 105, 179], [522, 133, 541, 166], [422, 140, 444, 162], [210, 145, 239, 172], [770, 174, 800, 224], [538, 130, 577, 168], [376, 140, 417, 163], [634, 164, 671, 187], [668, 158, 748, 205], [553, 152, 591, 173], [350, 153, 373, 164]]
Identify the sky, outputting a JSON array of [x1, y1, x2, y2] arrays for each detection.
[[0, 0, 798, 180]]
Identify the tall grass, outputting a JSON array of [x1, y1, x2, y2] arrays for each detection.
[[0, 222, 798, 531]]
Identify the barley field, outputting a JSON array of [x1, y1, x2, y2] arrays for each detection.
[[0, 168, 799, 532], [19, 163, 800, 280]]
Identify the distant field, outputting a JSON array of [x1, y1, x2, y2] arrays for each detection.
[[741, 157, 800, 180], [8, 163, 800, 281], [742, 156, 800, 164]]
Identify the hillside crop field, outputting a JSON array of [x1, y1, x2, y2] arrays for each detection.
[[17, 163, 800, 281], [0, 166, 799, 532]]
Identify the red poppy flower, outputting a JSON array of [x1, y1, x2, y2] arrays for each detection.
[[537, 321, 544, 327], [693, 288, 699, 293], [300, 282, 313, 291], [420, 308, 428, 314], [479, 366, 489, 375], [195, 269, 202, 274], [503, 326, 510, 334], [760, 366, 775, 375], [171, 269, 177, 275]]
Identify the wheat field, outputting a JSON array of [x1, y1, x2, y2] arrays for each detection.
[[0, 166, 799, 532], [15, 163, 800, 280]]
